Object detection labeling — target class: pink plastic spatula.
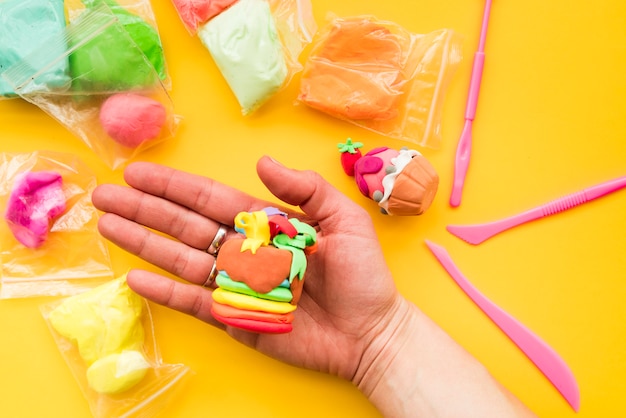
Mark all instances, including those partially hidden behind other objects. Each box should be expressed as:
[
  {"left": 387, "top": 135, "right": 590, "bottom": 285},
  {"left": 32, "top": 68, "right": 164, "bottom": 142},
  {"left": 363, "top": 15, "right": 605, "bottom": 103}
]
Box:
[
  {"left": 448, "top": 175, "right": 626, "bottom": 245},
  {"left": 425, "top": 240, "right": 580, "bottom": 411},
  {"left": 450, "top": 0, "right": 493, "bottom": 207}
]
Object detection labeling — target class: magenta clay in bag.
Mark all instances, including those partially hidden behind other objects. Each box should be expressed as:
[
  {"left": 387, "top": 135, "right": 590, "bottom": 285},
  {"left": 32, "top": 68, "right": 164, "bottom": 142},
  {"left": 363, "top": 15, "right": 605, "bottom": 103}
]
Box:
[
  {"left": 4, "top": 171, "right": 66, "bottom": 248},
  {"left": 0, "top": 151, "right": 114, "bottom": 299}
]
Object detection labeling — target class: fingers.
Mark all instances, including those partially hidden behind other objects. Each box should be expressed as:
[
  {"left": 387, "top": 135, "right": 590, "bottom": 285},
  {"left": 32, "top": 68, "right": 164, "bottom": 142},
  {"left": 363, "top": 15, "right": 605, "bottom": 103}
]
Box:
[
  {"left": 256, "top": 156, "right": 371, "bottom": 233},
  {"left": 122, "top": 162, "right": 288, "bottom": 225},
  {"left": 98, "top": 213, "right": 216, "bottom": 286},
  {"left": 126, "top": 269, "right": 223, "bottom": 327},
  {"left": 93, "top": 183, "right": 227, "bottom": 250}
]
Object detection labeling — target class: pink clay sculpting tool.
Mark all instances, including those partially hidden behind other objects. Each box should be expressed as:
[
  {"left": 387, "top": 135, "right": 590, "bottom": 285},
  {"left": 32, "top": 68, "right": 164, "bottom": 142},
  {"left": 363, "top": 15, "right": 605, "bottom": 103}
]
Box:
[
  {"left": 450, "top": 0, "right": 493, "bottom": 207},
  {"left": 425, "top": 240, "right": 580, "bottom": 411},
  {"left": 448, "top": 175, "right": 626, "bottom": 245}
]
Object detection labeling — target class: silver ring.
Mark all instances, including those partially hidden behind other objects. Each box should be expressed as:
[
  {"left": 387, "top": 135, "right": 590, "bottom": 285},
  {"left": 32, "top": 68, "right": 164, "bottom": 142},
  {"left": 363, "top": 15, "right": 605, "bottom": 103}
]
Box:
[
  {"left": 203, "top": 261, "right": 219, "bottom": 287},
  {"left": 207, "top": 224, "right": 228, "bottom": 256}
]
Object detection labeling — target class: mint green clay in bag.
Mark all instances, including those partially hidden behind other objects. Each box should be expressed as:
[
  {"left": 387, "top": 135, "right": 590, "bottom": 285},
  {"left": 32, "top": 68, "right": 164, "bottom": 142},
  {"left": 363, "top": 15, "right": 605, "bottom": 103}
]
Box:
[
  {"left": 0, "top": 0, "right": 69, "bottom": 98},
  {"left": 198, "top": 0, "right": 288, "bottom": 115}
]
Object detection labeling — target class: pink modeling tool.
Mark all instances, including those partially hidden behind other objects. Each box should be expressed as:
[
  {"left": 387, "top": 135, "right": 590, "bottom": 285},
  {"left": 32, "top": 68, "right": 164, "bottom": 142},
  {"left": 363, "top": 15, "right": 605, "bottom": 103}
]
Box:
[
  {"left": 448, "top": 175, "right": 626, "bottom": 245},
  {"left": 425, "top": 240, "right": 580, "bottom": 411},
  {"left": 450, "top": 0, "right": 493, "bottom": 207}
]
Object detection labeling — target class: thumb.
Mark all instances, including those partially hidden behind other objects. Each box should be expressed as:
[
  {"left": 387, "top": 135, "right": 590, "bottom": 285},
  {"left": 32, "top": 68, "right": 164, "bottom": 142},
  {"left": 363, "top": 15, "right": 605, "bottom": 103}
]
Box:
[{"left": 256, "top": 155, "right": 369, "bottom": 228}]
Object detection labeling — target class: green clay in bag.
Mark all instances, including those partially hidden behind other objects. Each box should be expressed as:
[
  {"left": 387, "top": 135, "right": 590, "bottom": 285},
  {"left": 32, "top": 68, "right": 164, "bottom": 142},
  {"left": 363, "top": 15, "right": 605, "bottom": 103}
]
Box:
[{"left": 69, "top": 0, "right": 166, "bottom": 92}]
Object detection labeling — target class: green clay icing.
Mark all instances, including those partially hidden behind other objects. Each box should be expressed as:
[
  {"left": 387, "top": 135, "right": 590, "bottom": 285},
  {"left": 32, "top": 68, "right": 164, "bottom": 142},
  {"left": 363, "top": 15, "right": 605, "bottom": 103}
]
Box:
[
  {"left": 272, "top": 219, "right": 317, "bottom": 282},
  {"left": 49, "top": 276, "right": 148, "bottom": 393},
  {"left": 216, "top": 273, "right": 293, "bottom": 302},
  {"left": 197, "top": 0, "right": 288, "bottom": 114},
  {"left": 0, "top": 0, "right": 69, "bottom": 97},
  {"left": 69, "top": 2, "right": 164, "bottom": 92}
]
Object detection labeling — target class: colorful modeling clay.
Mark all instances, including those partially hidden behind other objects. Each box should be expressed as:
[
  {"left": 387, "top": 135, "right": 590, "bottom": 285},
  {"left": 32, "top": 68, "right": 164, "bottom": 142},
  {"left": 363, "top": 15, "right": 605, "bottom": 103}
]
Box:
[
  {"left": 0, "top": 0, "right": 69, "bottom": 97},
  {"left": 216, "top": 274, "right": 293, "bottom": 302},
  {"left": 4, "top": 171, "right": 66, "bottom": 248},
  {"left": 211, "top": 300, "right": 295, "bottom": 323},
  {"left": 300, "top": 16, "right": 462, "bottom": 148},
  {"left": 338, "top": 139, "right": 439, "bottom": 216},
  {"left": 99, "top": 93, "right": 167, "bottom": 148},
  {"left": 48, "top": 275, "right": 149, "bottom": 395},
  {"left": 112, "top": 15, "right": 165, "bottom": 81},
  {"left": 211, "top": 208, "right": 317, "bottom": 333},
  {"left": 197, "top": 0, "right": 288, "bottom": 115},
  {"left": 86, "top": 350, "right": 150, "bottom": 394},
  {"left": 68, "top": 1, "right": 164, "bottom": 91},
  {"left": 299, "top": 17, "right": 406, "bottom": 120},
  {"left": 171, "top": 0, "right": 238, "bottom": 33},
  {"left": 84, "top": 0, "right": 167, "bottom": 80}
]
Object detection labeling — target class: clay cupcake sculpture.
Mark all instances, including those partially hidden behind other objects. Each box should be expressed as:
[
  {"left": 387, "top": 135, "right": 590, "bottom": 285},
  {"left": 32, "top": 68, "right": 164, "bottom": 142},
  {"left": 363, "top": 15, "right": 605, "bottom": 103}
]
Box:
[
  {"left": 211, "top": 208, "right": 317, "bottom": 334},
  {"left": 338, "top": 139, "right": 439, "bottom": 215}
]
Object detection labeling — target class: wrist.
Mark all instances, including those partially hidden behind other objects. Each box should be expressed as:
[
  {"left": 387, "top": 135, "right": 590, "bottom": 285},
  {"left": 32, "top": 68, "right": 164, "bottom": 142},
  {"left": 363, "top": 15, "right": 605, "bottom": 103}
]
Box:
[
  {"left": 352, "top": 296, "right": 424, "bottom": 416},
  {"left": 352, "top": 296, "right": 535, "bottom": 417}
]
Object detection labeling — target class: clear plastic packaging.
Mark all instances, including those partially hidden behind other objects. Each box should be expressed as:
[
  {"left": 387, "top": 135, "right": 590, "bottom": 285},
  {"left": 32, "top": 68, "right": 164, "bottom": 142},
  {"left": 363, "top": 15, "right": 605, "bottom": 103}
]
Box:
[
  {"left": 0, "top": 151, "right": 114, "bottom": 299},
  {"left": 298, "top": 15, "right": 463, "bottom": 149},
  {"left": 0, "top": 0, "right": 69, "bottom": 99},
  {"left": 188, "top": 0, "right": 316, "bottom": 115},
  {"left": 65, "top": 0, "right": 172, "bottom": 90},
  {"left": 268, "top": 0, "right": 318, "bottom": 77},
  {"left": 2, "top": 3, "right": 180, "bottom": 170},
  {"left": 170, "top": 0, "right": 238, "bottom": 34},
  {"left": 41, "top": 275, "right": 193, "bottom": 418}
]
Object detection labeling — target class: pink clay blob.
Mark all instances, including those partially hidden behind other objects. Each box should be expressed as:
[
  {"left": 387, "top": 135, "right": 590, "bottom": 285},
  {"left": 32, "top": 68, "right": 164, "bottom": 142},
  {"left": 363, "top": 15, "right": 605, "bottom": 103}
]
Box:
[
  {"left": 100, "top": 93, "right": 167, "bottom": 149},
  {"left": 4, "top": 171, "right": 66, "bottom": 248}
]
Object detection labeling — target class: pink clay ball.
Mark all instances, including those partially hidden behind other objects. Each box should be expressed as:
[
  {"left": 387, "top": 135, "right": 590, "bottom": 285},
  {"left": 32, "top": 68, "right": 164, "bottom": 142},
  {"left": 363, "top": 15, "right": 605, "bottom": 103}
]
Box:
[{"left": 100, "top": 93, "right": 167, "bottom": 149}]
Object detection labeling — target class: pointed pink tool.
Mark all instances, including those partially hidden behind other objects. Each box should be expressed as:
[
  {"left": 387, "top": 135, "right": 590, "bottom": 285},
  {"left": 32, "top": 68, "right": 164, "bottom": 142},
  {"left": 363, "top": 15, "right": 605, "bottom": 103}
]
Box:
[
  {"left": 448, "top": 175, "right": 626, "bottom": 245},
  {"left": 425, "top": 240, "right": 580, "bottom": 411},
  {"left": 450, "top": 0, "right": 493, "bottom": 207}
]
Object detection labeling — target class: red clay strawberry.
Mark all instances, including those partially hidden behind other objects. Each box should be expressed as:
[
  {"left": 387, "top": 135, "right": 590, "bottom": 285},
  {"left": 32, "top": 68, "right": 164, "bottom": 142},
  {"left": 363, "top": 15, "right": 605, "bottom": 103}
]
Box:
[{"left": 337, "top": 138, "right": 363, "bottom": 176}]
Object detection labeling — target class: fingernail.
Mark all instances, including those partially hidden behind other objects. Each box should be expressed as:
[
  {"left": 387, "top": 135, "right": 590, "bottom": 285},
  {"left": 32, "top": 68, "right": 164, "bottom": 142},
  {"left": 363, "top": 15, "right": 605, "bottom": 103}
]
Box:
[{"left": 267, "top": 156, "right": 284, "bottom": 167}]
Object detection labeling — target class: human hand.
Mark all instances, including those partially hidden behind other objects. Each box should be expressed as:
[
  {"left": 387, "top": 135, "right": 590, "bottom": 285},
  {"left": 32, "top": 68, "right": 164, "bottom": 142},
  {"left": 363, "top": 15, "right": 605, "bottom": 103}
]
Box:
[{"left": 92, "top": 156, "right": 409, "bottom": 381}]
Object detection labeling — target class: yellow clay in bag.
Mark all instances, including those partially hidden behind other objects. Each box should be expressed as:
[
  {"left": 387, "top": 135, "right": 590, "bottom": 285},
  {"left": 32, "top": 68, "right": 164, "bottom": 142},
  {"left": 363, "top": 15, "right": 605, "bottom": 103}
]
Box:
[
  {"left": 86, "top": 351, "right": 150, "bottom": 395},
  {"left": 48, "top": 274, "right": 149, "bottom": 393}
]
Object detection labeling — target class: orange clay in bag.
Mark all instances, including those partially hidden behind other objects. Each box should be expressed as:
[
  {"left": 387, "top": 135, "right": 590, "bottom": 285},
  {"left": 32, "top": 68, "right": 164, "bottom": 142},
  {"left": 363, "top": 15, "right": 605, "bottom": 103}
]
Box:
[
  {"left": 299, "top": 16, "right": 462, "bottom": 148},
  {"left": 299, "top": 18, "right": 407, "bottom": 121}
]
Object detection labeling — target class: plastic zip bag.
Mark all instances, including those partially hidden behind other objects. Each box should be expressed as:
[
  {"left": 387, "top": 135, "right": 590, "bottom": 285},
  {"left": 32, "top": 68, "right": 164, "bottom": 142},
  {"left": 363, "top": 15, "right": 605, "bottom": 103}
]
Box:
[
  {"left": 0, "top": 151, "right": 113, "bottom": 299},
  {"left": 186, "top": 0, "right": 316, "bottom": 115},
  {"left": 65, "top": 0, "right": 171, "bottom": 91},
  {"left": 298, "top": 15, "right": 463, "bottom": 149},
  {"left": 2, "top": 3, "right": 180, "bottom": 170},
  {"left": 41, "top": 274, "right": 193, "bottom": 418},
  {"left": 269, "top": 0, "right": 317, "bottom": 78},
  {"left": 170, "top": 0, "right": 239, "bottom": 34},
  {"left": 0, "top": 0, "right": 70, "bottom": 99}
]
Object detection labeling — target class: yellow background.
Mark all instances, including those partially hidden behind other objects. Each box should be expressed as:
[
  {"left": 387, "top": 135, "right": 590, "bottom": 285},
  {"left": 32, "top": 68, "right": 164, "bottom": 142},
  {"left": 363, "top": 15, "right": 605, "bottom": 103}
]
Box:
[{"left": 1, "top": 0, "right": 625, "bottom": 416}]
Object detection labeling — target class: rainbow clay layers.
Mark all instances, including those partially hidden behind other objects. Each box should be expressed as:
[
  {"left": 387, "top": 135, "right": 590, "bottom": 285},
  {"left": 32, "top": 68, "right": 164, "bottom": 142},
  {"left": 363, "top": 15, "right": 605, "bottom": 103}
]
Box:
[{"left": 211, "top": 208, "right": 317, "bottom": 333}]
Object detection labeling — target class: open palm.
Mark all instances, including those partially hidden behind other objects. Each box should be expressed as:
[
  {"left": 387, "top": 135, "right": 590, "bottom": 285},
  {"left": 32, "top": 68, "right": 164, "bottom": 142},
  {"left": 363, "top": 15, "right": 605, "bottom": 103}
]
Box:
[{"left": 92, "top": 156, "right": 406, "bottom": 381}]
